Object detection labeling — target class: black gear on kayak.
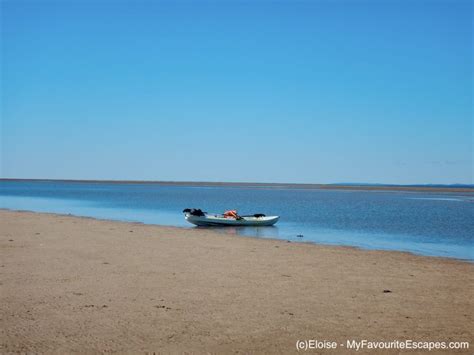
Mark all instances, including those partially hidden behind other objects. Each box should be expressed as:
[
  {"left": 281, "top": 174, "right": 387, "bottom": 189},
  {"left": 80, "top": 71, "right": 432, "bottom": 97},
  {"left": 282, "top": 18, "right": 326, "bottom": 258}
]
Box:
[{"left": 182, "top": 208, "right": 206, "bottom": 216}]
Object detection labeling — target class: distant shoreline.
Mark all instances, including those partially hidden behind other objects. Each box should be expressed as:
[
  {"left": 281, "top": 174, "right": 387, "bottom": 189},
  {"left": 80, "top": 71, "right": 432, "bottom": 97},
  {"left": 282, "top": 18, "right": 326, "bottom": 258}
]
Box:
[{"left": 1, "top": 178, "right": 473, "bottom": 193}]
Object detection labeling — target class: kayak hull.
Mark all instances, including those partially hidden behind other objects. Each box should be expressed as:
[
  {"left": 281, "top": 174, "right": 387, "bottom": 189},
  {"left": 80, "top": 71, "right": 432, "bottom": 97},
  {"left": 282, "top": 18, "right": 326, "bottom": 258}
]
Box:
[{"left": 185, "top": 214, "right": 279, "bottom": 227}]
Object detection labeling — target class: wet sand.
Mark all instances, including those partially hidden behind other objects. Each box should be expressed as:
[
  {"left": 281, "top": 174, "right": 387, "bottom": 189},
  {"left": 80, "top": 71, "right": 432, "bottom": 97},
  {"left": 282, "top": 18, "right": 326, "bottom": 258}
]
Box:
[{"left": 1, "top": 210, "right": 472, "bottom": 353}]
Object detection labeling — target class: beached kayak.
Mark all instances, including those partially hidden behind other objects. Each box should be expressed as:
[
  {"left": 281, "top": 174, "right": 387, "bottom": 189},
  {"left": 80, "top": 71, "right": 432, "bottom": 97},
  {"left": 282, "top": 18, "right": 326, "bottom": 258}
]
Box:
[{"left": 183, "top": 209, "right": 279, "bottom": 227}]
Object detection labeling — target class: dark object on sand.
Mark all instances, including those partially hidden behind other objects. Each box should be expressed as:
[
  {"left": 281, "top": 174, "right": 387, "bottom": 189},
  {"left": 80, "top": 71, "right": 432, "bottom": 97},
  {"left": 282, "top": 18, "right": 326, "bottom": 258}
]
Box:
[{"left": 383, "top": 289, "right": 392, "bottom": 293}]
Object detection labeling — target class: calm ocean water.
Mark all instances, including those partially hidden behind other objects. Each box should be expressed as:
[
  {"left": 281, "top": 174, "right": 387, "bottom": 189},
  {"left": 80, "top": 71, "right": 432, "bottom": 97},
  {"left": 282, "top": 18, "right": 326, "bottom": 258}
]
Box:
[{"left": 1, "top": 180, "right": 473, "bottom": 260}]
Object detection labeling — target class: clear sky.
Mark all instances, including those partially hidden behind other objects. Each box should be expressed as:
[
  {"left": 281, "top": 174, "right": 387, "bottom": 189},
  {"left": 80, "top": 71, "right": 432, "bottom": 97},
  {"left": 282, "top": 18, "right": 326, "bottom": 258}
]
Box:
[{"left": 1, "top": 0, "right": 472, "bottom": 184}]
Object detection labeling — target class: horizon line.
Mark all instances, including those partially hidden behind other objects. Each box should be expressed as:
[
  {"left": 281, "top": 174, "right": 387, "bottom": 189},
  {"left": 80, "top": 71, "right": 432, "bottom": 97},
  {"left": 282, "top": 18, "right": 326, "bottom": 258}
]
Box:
[{"left": 1, "top": 178, "right": 473, "bottom": 192}]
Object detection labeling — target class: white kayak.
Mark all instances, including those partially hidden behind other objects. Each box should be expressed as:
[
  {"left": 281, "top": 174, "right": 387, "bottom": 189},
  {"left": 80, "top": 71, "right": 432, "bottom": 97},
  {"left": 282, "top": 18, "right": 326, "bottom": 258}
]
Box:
[{"left": 185, "top": 213, "right": 279, "bottom": 227}]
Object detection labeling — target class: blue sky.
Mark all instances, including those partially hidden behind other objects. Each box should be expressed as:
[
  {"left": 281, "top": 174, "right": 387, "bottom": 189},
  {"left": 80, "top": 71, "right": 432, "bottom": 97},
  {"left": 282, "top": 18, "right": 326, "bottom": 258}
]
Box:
[{"left": 1, "top": 0, "right": 472, "bottom": 184}]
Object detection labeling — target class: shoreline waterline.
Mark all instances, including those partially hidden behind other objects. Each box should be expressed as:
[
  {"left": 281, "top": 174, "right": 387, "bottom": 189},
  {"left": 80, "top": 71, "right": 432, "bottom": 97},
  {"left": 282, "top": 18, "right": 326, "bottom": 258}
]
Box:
[
  {"left": 1, "top": 208, "right": 472, "bottom": 263},
  {"left": 1, "top": 180, "right": 472, "bottom": 261}
]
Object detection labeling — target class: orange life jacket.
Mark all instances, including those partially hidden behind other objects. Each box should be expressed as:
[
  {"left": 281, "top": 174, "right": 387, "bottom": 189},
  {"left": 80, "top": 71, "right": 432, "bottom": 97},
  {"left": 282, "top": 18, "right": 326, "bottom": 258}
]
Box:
[{"left": 223, "top": 210, "right": 238, "bottom": 218}]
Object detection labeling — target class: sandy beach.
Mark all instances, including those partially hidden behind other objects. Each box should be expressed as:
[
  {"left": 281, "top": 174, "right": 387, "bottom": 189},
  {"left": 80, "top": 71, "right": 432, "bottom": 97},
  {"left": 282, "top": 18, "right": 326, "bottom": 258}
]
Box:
[{"left": 1, "top": 210, "right": 472, "bottom": 353}]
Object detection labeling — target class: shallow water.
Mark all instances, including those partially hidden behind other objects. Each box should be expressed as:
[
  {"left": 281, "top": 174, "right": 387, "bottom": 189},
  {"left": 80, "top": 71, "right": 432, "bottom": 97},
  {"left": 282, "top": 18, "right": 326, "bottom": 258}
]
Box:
[{"left": 1, "top": 180, "right": 473, "bottom": 260}]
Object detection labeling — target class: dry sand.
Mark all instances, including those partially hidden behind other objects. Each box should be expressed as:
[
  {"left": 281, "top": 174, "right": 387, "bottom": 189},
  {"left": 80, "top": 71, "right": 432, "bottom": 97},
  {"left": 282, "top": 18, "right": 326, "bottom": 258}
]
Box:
[{"left": 1, "top": 210, "right": 472, "bottom": 354}]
